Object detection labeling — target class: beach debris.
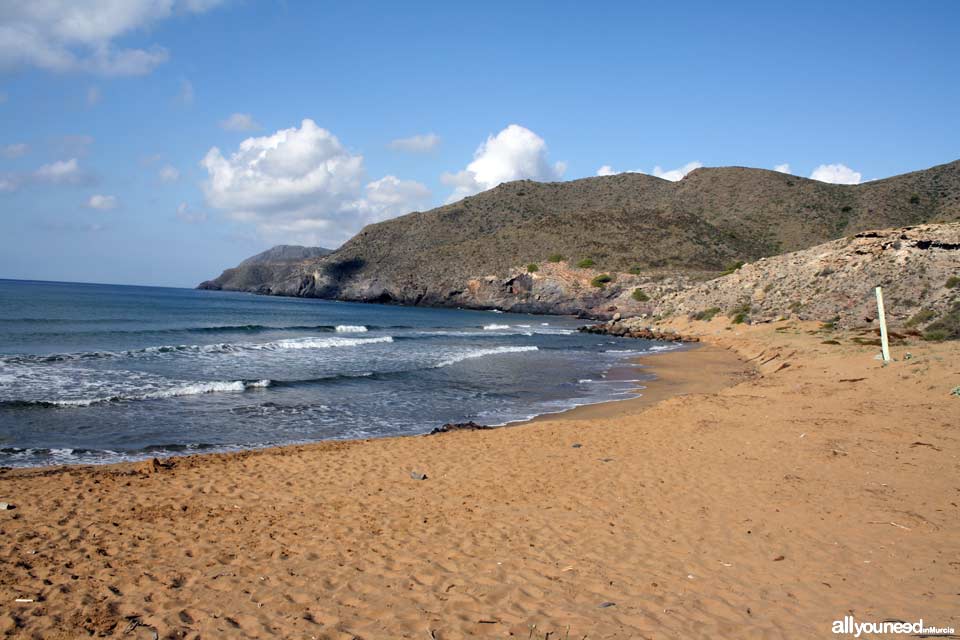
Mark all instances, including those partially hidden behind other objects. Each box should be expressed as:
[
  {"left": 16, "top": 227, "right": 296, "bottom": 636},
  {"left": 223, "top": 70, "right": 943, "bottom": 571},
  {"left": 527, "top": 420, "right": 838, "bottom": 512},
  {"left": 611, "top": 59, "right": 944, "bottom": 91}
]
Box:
[
  {"left": 571, "top": 443, "right": 582, "bottom": 448},
  {"left": 0, "top": 502, "right": 14, "bottom": 510},
  {"left": 951, "top": 386, "right": 960, "bottom": 397},
  {"left": 429, "top": 421, "right": 492, "bottom": 435},
  {"left": 410, "top": 471, "right": 428, "bottom": 481},
  {"left": 773, "top": 555, "right": 785, "bottom": 561},
  {"left": 904, "top": 352, "right": 913, "bottom": 360},
  {"left": 598, "top": 601, "right": 616, "bottom": 608},
  {"left": 910, "top": 441, "right": 942, "bottom": 451},
  {"left": 123, "top": 615, "right": 159, "bottom": 639},
  {"left": 868, "top": 521, "right": 911, "bottom": 530},
  {"left": 151, "top": 457, "right": 175, "bottom": 472},
  {"left": 14, "top": 598, "right": 33, "bottom": 603}
]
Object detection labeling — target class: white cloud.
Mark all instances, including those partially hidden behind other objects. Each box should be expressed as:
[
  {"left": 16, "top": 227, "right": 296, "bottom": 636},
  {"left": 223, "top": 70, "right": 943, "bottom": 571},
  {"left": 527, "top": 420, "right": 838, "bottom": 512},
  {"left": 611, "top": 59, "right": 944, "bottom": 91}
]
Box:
[
  {"left": 596, "top": 165, "right": 617, "bottom": 176},
  {"left": 388, "top": 133, "right": 440, "bottom": 153},
  {"left": 201, "top": 119, "right": 432, "bottom": 246},
  {"left": 442, "top": 124, "right": 565, "bottom": 203},
  {"left": 809, "top": 163, "right": 862, "bottom": 185},
  {"left": 219, "top": 112, "right": 260, "bottom": 132},
  {"left": 0, "top": 1, "right": 227, "bottom": 76},
  {"left": 774, "top": 163, "right": 791, "bottom": 174},
  {"left": 34, "top": 158, "right": 82, "bottom": 184},
  {"left": 2, "top": 143, "right": 29, "bottom": 159},
  {"left": 0, "top": 174, "right": 19, "bottom": 192},
  {"left": 176, "top": 202, "right": 207, "bottom": 223},
  {"left": 86, "top": 85, "right": 100, "bottom": 106},
  {"left": 159, "top": 164, "right": 180, "bottom": 182},
  {"left": 652, "top": 161, "right": 702, "bottom": 182},
  {"left": 86, "top": 194, "right": 117, "bottom": 210},
  {"left": 176, "top": 79, "right": 194, "bottom": 105},
  {"left": 360, "top": 175, "right": 432, "bottom": 217}
]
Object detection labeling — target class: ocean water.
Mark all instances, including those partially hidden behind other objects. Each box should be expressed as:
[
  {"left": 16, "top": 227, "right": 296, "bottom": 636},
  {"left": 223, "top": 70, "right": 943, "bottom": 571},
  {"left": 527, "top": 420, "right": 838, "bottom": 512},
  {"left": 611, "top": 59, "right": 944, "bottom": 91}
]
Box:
[{"left": 0, "top": 279, "right": 674, "bottom": 467}]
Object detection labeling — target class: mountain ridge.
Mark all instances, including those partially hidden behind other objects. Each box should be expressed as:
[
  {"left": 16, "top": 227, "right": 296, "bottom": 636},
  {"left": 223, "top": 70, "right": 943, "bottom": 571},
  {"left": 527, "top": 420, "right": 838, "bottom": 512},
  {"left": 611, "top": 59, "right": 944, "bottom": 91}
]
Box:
[{"left": 198, "top": 159, "right": 960, "bottom": 318}]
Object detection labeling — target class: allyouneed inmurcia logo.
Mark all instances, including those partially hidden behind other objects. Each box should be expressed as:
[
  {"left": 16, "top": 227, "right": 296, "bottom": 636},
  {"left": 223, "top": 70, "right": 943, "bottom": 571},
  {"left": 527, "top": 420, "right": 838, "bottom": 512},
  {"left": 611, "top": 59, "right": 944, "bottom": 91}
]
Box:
[{"left": 832, "top": 616, "right": 955, "bottom": 637}]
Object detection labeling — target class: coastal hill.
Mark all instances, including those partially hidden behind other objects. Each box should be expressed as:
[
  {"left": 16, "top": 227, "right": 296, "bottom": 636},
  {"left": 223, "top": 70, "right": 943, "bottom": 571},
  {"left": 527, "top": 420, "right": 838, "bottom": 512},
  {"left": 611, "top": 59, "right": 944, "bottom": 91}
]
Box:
[
  {"left": 198, "top": 159, "right": 960, "bottom": 316},
  {"left": 199, "top": 245, "right": 331, "bottom": 294},
  {"left": 652, "top": 222, "right": 960, "bottom": 337}
]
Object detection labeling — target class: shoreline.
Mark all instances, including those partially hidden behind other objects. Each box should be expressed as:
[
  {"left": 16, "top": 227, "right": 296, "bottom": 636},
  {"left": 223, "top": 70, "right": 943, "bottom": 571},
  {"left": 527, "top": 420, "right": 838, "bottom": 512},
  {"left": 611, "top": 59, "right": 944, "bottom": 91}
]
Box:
[
  {"left": 1, "top": 320, "right": 957, "bottom": 638},
  {"left": 0, "top": 339, "right": 715, "bottom": 473}
]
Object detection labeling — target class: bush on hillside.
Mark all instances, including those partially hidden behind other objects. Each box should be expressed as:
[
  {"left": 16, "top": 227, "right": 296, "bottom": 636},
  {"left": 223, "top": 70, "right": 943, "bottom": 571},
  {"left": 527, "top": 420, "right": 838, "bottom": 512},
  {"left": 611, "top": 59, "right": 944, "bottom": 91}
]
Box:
[
  {"left": 591, "top": 273, "right": 614, "bottom": 288},
  {"left": 577, "top": 258, "right": 596, "bottom": 269}
]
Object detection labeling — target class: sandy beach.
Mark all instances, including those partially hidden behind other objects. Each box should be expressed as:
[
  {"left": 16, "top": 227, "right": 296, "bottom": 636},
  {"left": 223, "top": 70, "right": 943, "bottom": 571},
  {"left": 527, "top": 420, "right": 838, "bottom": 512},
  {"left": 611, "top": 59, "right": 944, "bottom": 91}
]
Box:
[{"left": 1, "top": 319, "right": 958, "bottom": 639}]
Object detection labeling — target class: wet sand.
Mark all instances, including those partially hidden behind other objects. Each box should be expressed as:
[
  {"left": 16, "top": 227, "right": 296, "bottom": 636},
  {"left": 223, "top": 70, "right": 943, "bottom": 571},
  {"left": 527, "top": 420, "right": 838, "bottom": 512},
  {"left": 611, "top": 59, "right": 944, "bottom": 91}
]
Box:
[{"left": 1, "top": 320, "right": 958, "bottom": 639}]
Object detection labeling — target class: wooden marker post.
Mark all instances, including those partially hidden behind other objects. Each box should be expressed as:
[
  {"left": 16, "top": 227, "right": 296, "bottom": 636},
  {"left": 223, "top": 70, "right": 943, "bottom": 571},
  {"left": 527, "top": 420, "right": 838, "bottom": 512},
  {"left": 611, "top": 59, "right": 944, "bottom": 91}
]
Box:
[{"left": 875, "top": 286, "right": 891, "bottom": 363}]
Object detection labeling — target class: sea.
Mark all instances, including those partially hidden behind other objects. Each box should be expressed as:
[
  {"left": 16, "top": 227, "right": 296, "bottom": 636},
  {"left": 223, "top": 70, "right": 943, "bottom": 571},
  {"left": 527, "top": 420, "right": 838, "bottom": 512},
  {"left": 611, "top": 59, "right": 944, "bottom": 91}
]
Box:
[{"left": 0, "top": 279, "right": 675, "bottom": 467}]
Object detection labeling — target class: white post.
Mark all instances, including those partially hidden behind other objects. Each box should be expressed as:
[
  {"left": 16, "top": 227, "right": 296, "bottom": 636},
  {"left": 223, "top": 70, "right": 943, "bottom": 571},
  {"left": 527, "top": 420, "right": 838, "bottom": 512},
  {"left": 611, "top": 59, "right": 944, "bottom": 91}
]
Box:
[{"left": 875, "top": 286, "right": 891, "bottom": 363}]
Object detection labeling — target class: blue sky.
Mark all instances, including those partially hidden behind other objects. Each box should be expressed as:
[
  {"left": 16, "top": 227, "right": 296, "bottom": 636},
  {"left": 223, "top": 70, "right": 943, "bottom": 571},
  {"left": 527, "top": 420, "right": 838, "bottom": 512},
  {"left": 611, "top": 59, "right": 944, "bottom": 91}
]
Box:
[{"left": 0, "top": 1, "right": 958, "bottom": 287}]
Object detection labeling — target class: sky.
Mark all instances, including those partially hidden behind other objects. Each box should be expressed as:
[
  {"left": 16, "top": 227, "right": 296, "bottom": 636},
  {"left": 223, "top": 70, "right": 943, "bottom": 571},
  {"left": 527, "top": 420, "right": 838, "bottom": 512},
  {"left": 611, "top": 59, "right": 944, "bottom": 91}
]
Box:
[{"left": 0, "top": 1, "right": 958, "bottom": 287}]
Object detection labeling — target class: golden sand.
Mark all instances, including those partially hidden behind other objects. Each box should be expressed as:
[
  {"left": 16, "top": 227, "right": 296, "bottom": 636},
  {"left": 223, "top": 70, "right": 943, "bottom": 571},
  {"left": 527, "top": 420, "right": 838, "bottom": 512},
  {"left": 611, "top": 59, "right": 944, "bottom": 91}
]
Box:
[{"left": 1, "top": 319, "right": 957, "bottom": 639}]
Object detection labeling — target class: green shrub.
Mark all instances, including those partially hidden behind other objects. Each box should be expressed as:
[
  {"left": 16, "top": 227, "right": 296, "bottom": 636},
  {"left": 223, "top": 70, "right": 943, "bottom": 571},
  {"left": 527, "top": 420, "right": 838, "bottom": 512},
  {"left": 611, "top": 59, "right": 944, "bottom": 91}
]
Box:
[
  {"left": 693, "top": 307, "right": 721, "bottom": 321},
  {"left": 905, "top": 309, "right": 936, "bottom": 328},
  {"left": 576, "top": 258, "right": 595, "bottom": 269},
  {"left": 590, "top": 273, "right": 613, "bottom": 288},
  {"left": 720, "top": 261, "right": 745, "bottom": 276},
  {"left": 631, "top": 288, "right": 649, "bottom": 302},
  {"left": 731, "top": 312, "right": 748, "bottom": 324},
  {"left": 909, "top": 194, "right": 920, "bottom": 205},
  {"left": 922, "top": 303, "right": 960, "bottom": 340},
  {"left": 547, "top": 254, "right": 563, "bottom": 263},
  {"left": 946, "top": 275, "right": 960, "bottom": 289},
  {"left": 628, "top": 266, "right": 643, "bottom": 275},
  {"left": 526, "top": 263, "right": 539, "bottom": 273}
]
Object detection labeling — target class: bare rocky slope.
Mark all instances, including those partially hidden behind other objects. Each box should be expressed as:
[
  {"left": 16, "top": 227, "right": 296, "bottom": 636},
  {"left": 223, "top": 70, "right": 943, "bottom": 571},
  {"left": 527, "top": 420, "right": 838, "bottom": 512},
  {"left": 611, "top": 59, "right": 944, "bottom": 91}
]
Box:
[
  {"left": 646, "top": 223, "right": 960, "bottom": 337},
  {"left": 198, "top": 159, "right": 960, "bottom": 318}
]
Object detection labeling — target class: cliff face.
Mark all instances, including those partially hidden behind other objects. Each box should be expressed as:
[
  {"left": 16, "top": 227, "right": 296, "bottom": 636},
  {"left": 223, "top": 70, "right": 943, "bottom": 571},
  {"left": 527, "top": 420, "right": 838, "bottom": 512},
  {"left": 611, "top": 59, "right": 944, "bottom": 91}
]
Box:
[
  {"left": 197, "top": 159, "right": 960, "bottom": 318},
  {"left": 198, "top": 245, "right": 331, "bottom": 294}
]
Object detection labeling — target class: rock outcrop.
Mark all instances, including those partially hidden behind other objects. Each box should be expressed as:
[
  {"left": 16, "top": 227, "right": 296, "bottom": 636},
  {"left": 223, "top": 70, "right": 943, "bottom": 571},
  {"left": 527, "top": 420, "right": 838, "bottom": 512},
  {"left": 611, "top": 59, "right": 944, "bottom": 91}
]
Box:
[{"left": 652, "top": 223, "right": 960, "bottom": 335}]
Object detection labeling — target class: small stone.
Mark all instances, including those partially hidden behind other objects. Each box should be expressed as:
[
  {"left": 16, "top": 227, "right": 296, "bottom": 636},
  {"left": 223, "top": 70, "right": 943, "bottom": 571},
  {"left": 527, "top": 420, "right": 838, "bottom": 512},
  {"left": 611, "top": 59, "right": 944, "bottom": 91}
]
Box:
[
  {"left": 612, "top": 312, "right": 621, "bottom": 321},
  {"left": 773, "top": 555, "right": 785, "bottom": 561},
  {"left": 410, "top": 471, "right": 427, "bottom": 481},
  {"left": 571, "top": 443, "right": 582, "bottom": 449},
  {"left": 0, "top": 503, "right": 13, "bottom": 510},
  {"left": 598, "top": 601, "right": 616, "bottom": 608}
]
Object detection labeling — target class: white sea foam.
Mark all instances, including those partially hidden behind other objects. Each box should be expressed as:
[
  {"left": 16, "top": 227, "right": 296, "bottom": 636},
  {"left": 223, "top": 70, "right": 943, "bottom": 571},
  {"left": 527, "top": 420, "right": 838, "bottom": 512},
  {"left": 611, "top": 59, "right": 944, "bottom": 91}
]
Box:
[
  {"left": 44, "top": 379, "right": 273, "bottom": 407},
  {"left": 335, "top": 325, "right": 368, "bottom": 332},
  {"left": 435, "top": 345, "right": 538, "bottom": 368},
  {"left": 258, "top": 336, "right": 391, "bottom": 350},
  {"left": 483, "top": 323, "right": 511, "bottom": 330}
]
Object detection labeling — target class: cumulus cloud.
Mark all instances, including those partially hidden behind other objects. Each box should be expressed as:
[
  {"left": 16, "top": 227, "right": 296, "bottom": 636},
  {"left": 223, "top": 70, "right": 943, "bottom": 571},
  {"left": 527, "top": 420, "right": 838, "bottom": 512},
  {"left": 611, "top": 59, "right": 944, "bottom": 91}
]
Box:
[
  {"left": 442, "top": 124, "right": 565, "bottom": 203},
  {"left": 159, "top": 164, "right": 180, "bottom": 182},
  {"left": 2, "top": 143, "right": 28, "bottom": 158},
  {"left": 86, "top": 194, "right": 117, "bottom": 210},
  {"left": 35, "top": 158, "right": 83, "bottom": 184},
  {"left": 652, "top": 161, "right": 703, "bottom": 181},
  {"left": 220, "top": 112, "right": 260, "bottom": 132},
  {"left": 809, "top": 163, "right": 862, "bottom": 185},
  {"left": 388, "top": 133, "right": 440, "bottom": 153},
  {"left": 0, "top": 1, "right": 226, "bottom": 76},
  {"left": 596, "top": 165, "right": 617, "bottom": 176},
  {"left": 774, "top": 163, "right": 791, "bottom": 174},
  {"left": 201, "top": 119, "right": 432, "bottom": 246},
  {"left": 176, "top": 202, "right": 207, "bottom": 223}
]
